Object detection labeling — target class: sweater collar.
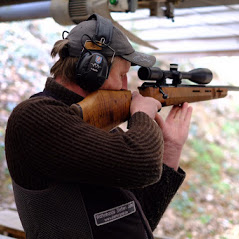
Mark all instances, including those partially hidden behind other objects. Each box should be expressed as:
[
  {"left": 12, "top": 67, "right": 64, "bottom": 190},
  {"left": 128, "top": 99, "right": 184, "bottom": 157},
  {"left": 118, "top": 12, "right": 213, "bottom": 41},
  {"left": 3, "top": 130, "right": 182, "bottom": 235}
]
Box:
[{"left": 44, "top": 77, "right": 84, "bottom": 106}]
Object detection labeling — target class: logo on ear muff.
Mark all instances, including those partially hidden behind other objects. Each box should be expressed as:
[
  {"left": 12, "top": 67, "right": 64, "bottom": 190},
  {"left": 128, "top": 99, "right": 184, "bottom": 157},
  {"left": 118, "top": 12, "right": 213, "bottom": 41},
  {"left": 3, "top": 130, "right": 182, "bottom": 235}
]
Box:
[
  {"left": 95, "top": 55, "right": 103, "bottom": 64},
  {"left": 90, "top": 55, "right": 103, "bottom": 73}
]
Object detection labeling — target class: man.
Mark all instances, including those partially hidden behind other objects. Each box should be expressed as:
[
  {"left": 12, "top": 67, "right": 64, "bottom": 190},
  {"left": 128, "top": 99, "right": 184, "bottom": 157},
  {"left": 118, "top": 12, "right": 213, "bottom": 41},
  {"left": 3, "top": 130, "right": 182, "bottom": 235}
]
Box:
[{"left": 5, "top": 14, "right": 192, "bottom": 239}]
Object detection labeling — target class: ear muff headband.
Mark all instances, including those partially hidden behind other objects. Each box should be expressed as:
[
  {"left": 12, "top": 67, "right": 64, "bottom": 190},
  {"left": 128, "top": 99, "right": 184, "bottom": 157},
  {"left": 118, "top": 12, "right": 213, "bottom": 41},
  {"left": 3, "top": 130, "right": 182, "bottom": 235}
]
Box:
[{"left": 88, "top": 14, "right": 113, "bottom": 45}]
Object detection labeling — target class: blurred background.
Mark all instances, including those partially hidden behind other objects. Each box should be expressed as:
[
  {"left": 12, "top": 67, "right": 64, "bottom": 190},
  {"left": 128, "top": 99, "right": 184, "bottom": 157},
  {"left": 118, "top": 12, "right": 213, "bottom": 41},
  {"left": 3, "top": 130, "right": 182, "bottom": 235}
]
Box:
[{"left": 0, "top": 1, "right": 239, "bottom": 238}]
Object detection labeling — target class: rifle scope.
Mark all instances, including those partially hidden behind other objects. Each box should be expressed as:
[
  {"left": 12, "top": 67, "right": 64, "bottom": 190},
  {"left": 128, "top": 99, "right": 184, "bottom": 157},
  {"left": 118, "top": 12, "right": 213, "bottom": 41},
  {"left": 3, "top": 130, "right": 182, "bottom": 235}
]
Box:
[{"left": 138, "top": 64, "right": 213, "bottom": 85}]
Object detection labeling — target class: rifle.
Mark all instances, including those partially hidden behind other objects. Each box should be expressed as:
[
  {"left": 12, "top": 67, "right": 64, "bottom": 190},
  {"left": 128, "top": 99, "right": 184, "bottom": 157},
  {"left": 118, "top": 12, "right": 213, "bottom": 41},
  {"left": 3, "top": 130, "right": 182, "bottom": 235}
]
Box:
[{"left": 71, "top": 64, "right": 239, "bottom": 131}]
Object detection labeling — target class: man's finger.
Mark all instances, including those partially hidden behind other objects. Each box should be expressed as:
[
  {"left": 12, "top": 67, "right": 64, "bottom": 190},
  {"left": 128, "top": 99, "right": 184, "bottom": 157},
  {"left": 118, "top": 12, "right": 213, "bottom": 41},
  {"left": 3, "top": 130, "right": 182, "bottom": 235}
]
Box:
[
  {"left": 156, "top": 100, "right": 162, "bottom": 111},
  {"left": 167, "top": 105, "right": 180, "bottom": 121},
  {"left": 179, "top": 102, "right": 189, "bottom": 119},
  {"left": 184, "top": 106, "right": 193, "bottom": 123}
]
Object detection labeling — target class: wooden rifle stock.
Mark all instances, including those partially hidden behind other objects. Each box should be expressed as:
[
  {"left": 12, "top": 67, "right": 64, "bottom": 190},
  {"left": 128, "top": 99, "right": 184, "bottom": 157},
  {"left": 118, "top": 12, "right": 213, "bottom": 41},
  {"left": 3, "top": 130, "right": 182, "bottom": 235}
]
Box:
[
  {"left": 71, "top": 85, "right": 239, "bottom": 131},
  {"left": 70, "top": 90, "right": 132, "bottom": 131}
]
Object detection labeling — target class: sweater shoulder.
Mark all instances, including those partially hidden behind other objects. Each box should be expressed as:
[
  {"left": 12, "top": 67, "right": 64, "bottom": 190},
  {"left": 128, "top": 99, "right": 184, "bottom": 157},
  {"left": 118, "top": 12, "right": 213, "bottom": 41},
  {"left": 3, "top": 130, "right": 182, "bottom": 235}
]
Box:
[
  {"left": 8, "top": 96, "right": 70, "bottom": 122},
  {"left": 14, "top": 96, "right": 65, "bottom": 112},
  {"left": 5, "top": 96, "right": 77, "bottom": 140}
]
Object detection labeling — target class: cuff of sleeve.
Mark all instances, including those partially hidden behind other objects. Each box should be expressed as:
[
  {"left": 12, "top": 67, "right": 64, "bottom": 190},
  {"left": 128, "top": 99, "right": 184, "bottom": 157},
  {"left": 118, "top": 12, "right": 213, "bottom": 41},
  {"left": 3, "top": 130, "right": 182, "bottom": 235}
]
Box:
[
  {"left": 164, "top": 164, "right": 186, "bottom": 177},
  {"left": 160, "top": 164, "right": 186, "bottom": 195}
]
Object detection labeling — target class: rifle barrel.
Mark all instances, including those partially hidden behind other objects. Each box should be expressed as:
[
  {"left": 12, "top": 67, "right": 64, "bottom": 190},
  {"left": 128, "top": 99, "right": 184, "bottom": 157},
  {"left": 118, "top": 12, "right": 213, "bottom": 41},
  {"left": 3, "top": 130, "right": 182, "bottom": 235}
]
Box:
[
  {"left": 189, "top": 85, "right": 239, "bottom": 91},
  {"left": 219, "top": 86, "right": 239, "bottom": 91},
  {"left": 140, "top": 82, "right": 239, "bottom": 91},
  {"left": 182, "top": 85, "right": 239, "bottom": 91}
]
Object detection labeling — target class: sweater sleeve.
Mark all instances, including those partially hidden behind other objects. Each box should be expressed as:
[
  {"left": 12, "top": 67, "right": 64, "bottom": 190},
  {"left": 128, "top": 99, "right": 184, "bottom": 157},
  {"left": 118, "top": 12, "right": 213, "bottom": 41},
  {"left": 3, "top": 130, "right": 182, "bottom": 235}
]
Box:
[
  {"left": 131, "top": 164, "right": 186, "bottom": 231},
  {"left": 5, "top": 97, "right": 164, "bottom": 189}
]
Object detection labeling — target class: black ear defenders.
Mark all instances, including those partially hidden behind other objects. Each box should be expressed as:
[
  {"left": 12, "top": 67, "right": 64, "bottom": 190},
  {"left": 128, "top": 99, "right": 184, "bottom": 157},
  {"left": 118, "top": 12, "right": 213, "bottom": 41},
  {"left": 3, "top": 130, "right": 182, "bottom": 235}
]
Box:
[
  {"left": 75, "top": 14, "right": 114, "bottom": 92},
  {"left": 75, "top": 51, "right": 109, "bottom": 91}
]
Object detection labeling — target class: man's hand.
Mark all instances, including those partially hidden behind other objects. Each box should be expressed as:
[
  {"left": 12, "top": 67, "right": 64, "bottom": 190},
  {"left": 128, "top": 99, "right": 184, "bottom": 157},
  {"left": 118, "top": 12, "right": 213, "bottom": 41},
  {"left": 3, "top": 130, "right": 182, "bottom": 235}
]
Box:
[
  {"left": 130, "top": 91, "right": 162, "bottom": 119},
  {"left": 155, "top": 103, "right": 193, "bottom": 171}
]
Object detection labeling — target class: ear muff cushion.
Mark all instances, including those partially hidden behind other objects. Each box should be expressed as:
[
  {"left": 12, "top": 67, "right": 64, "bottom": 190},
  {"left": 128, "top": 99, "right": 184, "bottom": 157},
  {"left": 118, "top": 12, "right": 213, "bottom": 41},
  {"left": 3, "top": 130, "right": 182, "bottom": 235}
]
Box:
[{"left": 76, "top": 52, "right": 109, "bottom": 91}]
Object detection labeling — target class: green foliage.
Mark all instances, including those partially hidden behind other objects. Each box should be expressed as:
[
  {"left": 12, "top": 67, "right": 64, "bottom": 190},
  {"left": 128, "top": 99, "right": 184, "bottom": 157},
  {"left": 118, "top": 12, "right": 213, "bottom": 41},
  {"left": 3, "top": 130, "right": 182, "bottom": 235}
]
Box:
[
  {"left": 199, "top": 214, "right": 212, "bottom": 224},
  {"left": 172, "top": 135, "right": 235, "bottom": 224},
  {"left": 236, "top": 105, "right": 239, "bottom": 113},
  {"left": 225, "top": 165, "right": 239, "bottom": 178},
  {"left": 222, "top": 121, "right": 239, "bottom": 137},
  {"left": 185, "top": 232, "right": 193, "bottom": 238},
  {"left": 189, "top": 139, "right": 224, "bottom": 184},
  {"left": 0, "top": 145, "right": 4, "bottom": 162},
  {"left": 171, "top": 191, "right": 196, "bottom": 218},
  {"left": 213, "top": 181, "right": 231, "bottom": 194}
]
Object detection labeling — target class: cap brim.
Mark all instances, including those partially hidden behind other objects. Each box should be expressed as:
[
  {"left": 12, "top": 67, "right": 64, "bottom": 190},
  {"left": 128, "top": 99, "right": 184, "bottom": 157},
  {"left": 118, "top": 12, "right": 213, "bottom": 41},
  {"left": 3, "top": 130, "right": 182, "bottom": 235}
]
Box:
[{"left": 121, "top": 51, "right": 156, "bottom": 67}]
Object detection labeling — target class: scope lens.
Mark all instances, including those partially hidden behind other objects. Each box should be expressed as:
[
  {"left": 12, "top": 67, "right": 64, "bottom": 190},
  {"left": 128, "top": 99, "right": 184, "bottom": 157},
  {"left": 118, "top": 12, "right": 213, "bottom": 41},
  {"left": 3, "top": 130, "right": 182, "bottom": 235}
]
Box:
[{"left": 138, "top": 67, "right": 150, "bottom": 80}]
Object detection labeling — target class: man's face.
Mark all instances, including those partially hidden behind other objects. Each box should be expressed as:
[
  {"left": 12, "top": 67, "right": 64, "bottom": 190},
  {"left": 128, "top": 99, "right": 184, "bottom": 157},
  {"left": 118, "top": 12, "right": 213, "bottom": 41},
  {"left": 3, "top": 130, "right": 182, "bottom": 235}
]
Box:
[{"left": 100, "top": 57, "right": 131, "bottom": 90}]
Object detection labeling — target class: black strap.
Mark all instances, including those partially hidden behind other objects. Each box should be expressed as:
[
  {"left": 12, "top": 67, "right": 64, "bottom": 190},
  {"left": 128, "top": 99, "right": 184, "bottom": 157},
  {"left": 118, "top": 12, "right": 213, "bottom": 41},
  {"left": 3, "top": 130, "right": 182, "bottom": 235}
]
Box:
[{"left": 87, "top": 14, "right": 113, "bottom": 45}]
